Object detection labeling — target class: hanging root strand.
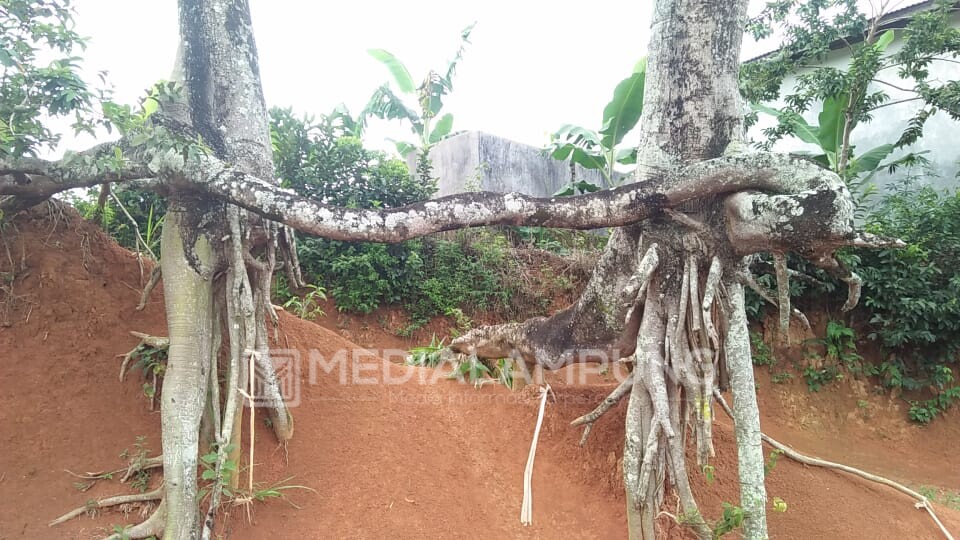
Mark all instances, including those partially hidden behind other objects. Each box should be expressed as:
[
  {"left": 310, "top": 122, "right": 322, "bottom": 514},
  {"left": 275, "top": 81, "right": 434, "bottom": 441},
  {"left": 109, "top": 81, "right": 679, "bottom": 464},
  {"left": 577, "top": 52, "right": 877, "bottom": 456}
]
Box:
[
  {"left": 136, "top": 266, "right": 161, "bottom": 311},
  {"left": 772, "top": 252, "right": 791, "bottom": 346},
  {"left": 571, "top": 372, "right": 634, "bottom": 446},
  {"left": 738, "top": 270, "right": 811, "bottom": 331}
]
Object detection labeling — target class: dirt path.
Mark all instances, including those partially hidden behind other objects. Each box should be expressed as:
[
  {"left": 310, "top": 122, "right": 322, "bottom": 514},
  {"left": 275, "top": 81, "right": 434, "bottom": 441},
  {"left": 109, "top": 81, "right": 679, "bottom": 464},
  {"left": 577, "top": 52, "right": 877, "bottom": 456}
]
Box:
[{"left": 2, "top": 206, "right": 959, "bottom": 539}]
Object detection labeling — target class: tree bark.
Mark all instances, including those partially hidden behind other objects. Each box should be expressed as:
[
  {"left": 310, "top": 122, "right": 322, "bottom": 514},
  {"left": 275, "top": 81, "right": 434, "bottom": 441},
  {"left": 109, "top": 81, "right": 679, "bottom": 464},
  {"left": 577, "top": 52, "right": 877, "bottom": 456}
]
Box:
[{"left": 160, "top": 199, "right": 215, "bottom": 539}]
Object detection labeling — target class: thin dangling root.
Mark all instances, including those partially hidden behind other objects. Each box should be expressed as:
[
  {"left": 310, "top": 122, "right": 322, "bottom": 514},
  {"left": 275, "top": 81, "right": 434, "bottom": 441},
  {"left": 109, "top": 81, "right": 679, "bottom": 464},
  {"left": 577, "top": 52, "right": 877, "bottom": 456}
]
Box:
[
  {"left": 738, "top": 270, "right": 811, "bottom": 331},
  {"left": 49, "top": 486, "right": 163, "bottom": 527},
  {"left": 571, "top": 372, "right": 634, "bottom": 446},
  {"left": 811, "top": 254, "right": 862, "bottom": 312},
  {"left": 713, "top": 391, "right": 954, "bottom": 540},
  {"left": 772, "top": 252, "right": 790, "bottom": 346},
  {"left": 136, "top": 266, "right": 161, "bottom": 311}
]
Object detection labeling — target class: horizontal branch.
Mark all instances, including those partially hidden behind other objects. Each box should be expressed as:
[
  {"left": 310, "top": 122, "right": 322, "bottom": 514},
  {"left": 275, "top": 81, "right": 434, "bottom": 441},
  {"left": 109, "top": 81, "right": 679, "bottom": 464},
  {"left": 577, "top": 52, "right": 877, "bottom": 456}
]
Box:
[{"left": 1, "top": 139, "right": 878, "bottom": 251}]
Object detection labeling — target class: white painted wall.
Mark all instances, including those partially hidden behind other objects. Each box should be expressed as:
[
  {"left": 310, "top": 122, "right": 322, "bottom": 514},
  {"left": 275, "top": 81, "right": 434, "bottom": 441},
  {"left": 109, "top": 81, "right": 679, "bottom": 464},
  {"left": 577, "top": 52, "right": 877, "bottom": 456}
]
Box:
[{"left": 747, "top": 11, "right": 960, "bottom": 193}]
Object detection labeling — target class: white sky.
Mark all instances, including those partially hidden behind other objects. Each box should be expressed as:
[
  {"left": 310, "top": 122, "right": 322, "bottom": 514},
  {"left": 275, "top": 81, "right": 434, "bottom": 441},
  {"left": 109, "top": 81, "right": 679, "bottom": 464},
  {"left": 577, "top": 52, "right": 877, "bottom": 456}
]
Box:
[{"left": 64, "top": 0, "right": 779, "bottom": 155}]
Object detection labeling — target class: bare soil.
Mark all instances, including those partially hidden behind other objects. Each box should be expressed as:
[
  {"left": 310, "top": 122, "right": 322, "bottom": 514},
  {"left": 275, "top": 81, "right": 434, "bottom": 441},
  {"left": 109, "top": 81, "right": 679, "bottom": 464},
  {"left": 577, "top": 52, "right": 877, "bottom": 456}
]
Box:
[{"left": 1, "top": 204, "right": 959, "bottom": 539}]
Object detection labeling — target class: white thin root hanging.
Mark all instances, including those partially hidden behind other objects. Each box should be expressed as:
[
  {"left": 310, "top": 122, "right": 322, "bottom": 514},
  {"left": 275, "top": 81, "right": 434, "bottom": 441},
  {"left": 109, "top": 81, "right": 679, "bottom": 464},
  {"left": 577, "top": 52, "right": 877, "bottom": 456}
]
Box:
[
  {"left": 773, "top": 252, "right": 790, "bottom": 346},
  {"left": 521, "top": 384, "right": 550, "bottom": 526},
  {"left": 738, "top": 270, "right": 811, "bottom": 331},
  {"left": 713, "top": 390, "right": 954, "bottom": 540}
]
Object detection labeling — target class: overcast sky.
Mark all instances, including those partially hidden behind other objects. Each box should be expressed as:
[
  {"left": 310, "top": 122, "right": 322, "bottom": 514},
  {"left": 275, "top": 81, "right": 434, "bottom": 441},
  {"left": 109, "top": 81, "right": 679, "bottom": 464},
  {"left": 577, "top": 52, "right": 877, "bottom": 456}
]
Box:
[{"left": 63, "top": 1, "right": 784, "bottom": 155}]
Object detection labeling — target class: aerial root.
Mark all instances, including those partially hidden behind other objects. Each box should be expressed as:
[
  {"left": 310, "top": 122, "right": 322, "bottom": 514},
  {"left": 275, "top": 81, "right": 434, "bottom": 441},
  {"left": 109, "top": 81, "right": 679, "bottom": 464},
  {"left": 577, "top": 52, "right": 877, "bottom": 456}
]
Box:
[
  {"left": 713, "top": 391, "right": 954, "bottom": 540},
  {"left": 738, "top": 270, "right": 811, "bottom": 331},
  {"left": 49, "top": 486, "right": 163, "bottom": 527},
  {"left": 571, "top": 372, "right": 634, "bottom": 445},
  {"left": 136, "top": 266, "right": 161, "bottom": 311},
  {"left": 772, "top": 252, "right": 790, "bottom": 346}
]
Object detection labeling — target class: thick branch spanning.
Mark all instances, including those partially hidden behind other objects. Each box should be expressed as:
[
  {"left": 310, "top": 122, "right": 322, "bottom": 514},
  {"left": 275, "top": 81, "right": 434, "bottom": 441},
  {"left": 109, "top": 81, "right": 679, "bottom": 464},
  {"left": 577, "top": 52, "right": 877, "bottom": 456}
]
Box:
[{"left": 1, "top": 147, "right": 879, "bottom": 253}]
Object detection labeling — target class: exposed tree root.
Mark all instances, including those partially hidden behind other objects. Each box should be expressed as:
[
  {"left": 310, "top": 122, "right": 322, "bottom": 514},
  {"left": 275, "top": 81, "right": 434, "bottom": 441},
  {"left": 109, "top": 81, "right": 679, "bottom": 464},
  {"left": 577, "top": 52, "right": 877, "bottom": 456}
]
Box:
[
  {"left": 49, "top": 486, "right": 163, "bottom": 527},
  {"left": 102, "top": 498, "right": 166, "bottom": 540},
  {"left": 713, "top": 391, "right": 955, "bottom": 540},
  {"left": 118, "top": 331, "right": 170, "bottom": 382},
  {"left": 121, "top": 454, "right": 164, "bottom": 483},
  {"left": 738, "top": 269, "right": 811, "bottom": 331},
  {"left": 571, "top": 372, "right": 634, "bottom": 446},
  {"left": 136, "top": 266, "right": 161, "bottom": 311}
]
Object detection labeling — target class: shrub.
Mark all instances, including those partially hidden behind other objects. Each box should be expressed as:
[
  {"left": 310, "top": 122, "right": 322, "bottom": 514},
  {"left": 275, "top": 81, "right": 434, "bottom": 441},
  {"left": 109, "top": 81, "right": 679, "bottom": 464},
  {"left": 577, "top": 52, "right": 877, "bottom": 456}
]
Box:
[{"left": 852, "top": 180, "right": 960, "bottom": 419}]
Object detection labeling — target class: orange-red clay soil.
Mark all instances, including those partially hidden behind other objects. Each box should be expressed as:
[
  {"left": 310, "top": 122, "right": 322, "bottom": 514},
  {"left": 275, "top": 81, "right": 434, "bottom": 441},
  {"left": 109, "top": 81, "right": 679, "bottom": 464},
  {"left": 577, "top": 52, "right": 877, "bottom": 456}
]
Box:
[{"left": 1, "top": 205, "right": 958, "bottom": 539}]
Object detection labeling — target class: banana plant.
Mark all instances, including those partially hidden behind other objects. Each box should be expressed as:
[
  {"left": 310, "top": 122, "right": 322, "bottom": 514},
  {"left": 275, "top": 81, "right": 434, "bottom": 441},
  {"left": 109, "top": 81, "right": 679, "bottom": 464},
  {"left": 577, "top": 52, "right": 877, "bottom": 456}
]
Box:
[
  {"left": 545, "top": 58, "right": 646, "bottom": 195},
  {"left": 362, "top": 23, "right": 475, "bottom": 164}
]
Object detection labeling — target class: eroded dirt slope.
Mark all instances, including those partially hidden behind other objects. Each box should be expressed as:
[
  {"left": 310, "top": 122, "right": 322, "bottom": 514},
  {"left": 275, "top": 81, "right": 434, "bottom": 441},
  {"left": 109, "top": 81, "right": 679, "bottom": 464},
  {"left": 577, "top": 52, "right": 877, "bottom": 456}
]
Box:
[{"left": 1, "top": 205, "right": 958, "bottom": 539}]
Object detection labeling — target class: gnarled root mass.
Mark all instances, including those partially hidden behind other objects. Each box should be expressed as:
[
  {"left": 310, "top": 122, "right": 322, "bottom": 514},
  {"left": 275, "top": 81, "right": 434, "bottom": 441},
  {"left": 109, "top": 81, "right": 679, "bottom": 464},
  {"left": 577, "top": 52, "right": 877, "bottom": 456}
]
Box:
[{"left": 447, "top": 167, "right": 896, "bottom": 538}]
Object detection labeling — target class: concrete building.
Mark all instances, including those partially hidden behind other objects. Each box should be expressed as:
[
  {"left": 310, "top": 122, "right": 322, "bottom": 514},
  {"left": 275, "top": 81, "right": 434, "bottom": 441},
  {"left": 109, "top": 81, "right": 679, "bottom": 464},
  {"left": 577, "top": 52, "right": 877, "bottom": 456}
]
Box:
[{"left": 413, "top": 131, "right": 615, "bottom": 199}]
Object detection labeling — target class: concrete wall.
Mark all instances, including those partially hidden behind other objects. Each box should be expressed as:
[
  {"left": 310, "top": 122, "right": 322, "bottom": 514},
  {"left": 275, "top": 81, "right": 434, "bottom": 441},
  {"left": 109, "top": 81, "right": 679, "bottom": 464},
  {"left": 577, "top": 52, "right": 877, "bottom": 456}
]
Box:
[
  {"left": 748, "top": 10, "right": 960, "bottom": 193},
  {"left": 413, "top": 131, "right": 616, "bottom": 198}
]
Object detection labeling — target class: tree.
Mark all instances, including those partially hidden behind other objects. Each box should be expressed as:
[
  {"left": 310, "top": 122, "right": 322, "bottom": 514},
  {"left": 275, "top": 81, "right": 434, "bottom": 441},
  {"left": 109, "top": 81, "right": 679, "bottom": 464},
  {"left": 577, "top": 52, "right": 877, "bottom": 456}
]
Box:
[
  {"left": 742, "top": 0, "right": 960, "bottom": 187},
  {"left": 0, "top": 0, "right": 893, "bottom": 538}
]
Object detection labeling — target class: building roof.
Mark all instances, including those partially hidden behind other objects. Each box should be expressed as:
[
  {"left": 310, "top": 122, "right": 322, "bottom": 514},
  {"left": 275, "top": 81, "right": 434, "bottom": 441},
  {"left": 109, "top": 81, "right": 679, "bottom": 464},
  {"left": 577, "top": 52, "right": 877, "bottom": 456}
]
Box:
[{"left": 743, "top": 0, "right": 955, "bottom": 63}]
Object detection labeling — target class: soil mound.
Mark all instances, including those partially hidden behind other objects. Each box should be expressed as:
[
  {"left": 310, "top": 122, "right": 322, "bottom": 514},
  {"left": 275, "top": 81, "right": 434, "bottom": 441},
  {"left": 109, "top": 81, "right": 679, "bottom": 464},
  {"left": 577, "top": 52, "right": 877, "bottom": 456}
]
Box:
[{"left": 1, "top": 204, "right": 957, "bottom": 539}]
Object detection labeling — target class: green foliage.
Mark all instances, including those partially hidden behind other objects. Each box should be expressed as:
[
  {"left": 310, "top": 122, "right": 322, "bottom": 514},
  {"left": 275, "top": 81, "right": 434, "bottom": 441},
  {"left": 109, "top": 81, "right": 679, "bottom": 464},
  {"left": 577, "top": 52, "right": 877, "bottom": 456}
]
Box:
[
  {"left": 363, "top": 23, "right": 474, "bottom": 182},
  {"left": 712, "top": 503, "right": 745, "bottom": 539},
  {"left": 448, "top": 355, "right": 491, "bottom": 388},
  {"left": 764, "top": 449, "right": 783, "bottom": 477},
  {"left": 69, "top": 187, "right": 166, "bottom": 255},
  {"left": 750, "top": 332, "right": 776, "bottom": 367},
  {"left": 406, "top": 335, "right": 447, "bottom": 368},
  {"left": 0, "top": 0, "right": 100, "bottom": 157},
  {"left": 128, "top": 343, "right": 167, "bottom": 403},
  {"left": 853, "top": 181, "right": 960, "bottom": 421},
  {"left": 702, "top": 464, "right": 716, "bottom": 484},
  {"left": 272, "top": 108, "right": 516, "bottom": 328},
  {"left": 281, "top": 284, "right": 327, "bottom": 320},
  {"left": 802, "top": 364, "right": 840, "bottom": 392},
  {"left": 742, "top": 0, "right": 959, "bottom": 191},
  {"left": 199, "top": 444, "right": 237, "bottom": 495},
  {"left": 121, "top": 435, "right": 153, "bottom": 494},
  {"left": 545, "top": 59, "right": 646, "bottom": 193},
  {"left": 271, "top": 107, "right": 431, "bottom": 208}
]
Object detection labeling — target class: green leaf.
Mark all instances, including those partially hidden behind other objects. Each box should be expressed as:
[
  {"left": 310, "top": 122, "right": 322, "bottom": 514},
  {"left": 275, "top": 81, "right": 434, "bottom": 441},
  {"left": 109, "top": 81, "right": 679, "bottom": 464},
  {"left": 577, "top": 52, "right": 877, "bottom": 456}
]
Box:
[
  {"left": 599, "top": 59, "right": 646, "bottom": 149},
  {"left": 368, "top": 49, "right": 415, "bottom": 94},
  {"left": 386, "top": 138, "right": 416, "bottom": 157},
  {"left": 849, "top": 143, "right": 895, "bottom": 174},
  {"left": 570, "top": 147, "right": 605, "bottom": 170},
  {"left": 874, "top": 29, "right": 895, "bottom": 52},
  {"left": 614, "top": 146, "right": 637, "bottom": 165},
  {"left": 428, "top": 113, "right": 454, "bottom": 144},
  {"left": 752, "top": 103, "right": 821, "bottom": 146},
  {"left": 817, "top": 94, "right": 847, "bottom": 154}
]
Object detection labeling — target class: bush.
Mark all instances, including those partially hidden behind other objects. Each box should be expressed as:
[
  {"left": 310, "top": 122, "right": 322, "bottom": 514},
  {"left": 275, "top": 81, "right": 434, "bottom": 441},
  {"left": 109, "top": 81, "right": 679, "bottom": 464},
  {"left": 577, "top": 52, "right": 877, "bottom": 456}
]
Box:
[
  {"left": 272, "top": 108, "right": 522, "bottom": 329},
  {"left": 853, "top": 181, "right": 960, "bottom": 392}
]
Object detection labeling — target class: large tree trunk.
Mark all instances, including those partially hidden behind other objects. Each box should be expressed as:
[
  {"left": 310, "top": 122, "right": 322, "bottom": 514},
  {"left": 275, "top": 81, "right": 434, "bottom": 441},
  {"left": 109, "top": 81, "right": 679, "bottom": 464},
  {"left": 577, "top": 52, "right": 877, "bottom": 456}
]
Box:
[
  {"left": 453, "top": 1, "right": 765, "bottom": 538},
  {"left": 160, "top": 199, "right": 215, "bottom": 538}
]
